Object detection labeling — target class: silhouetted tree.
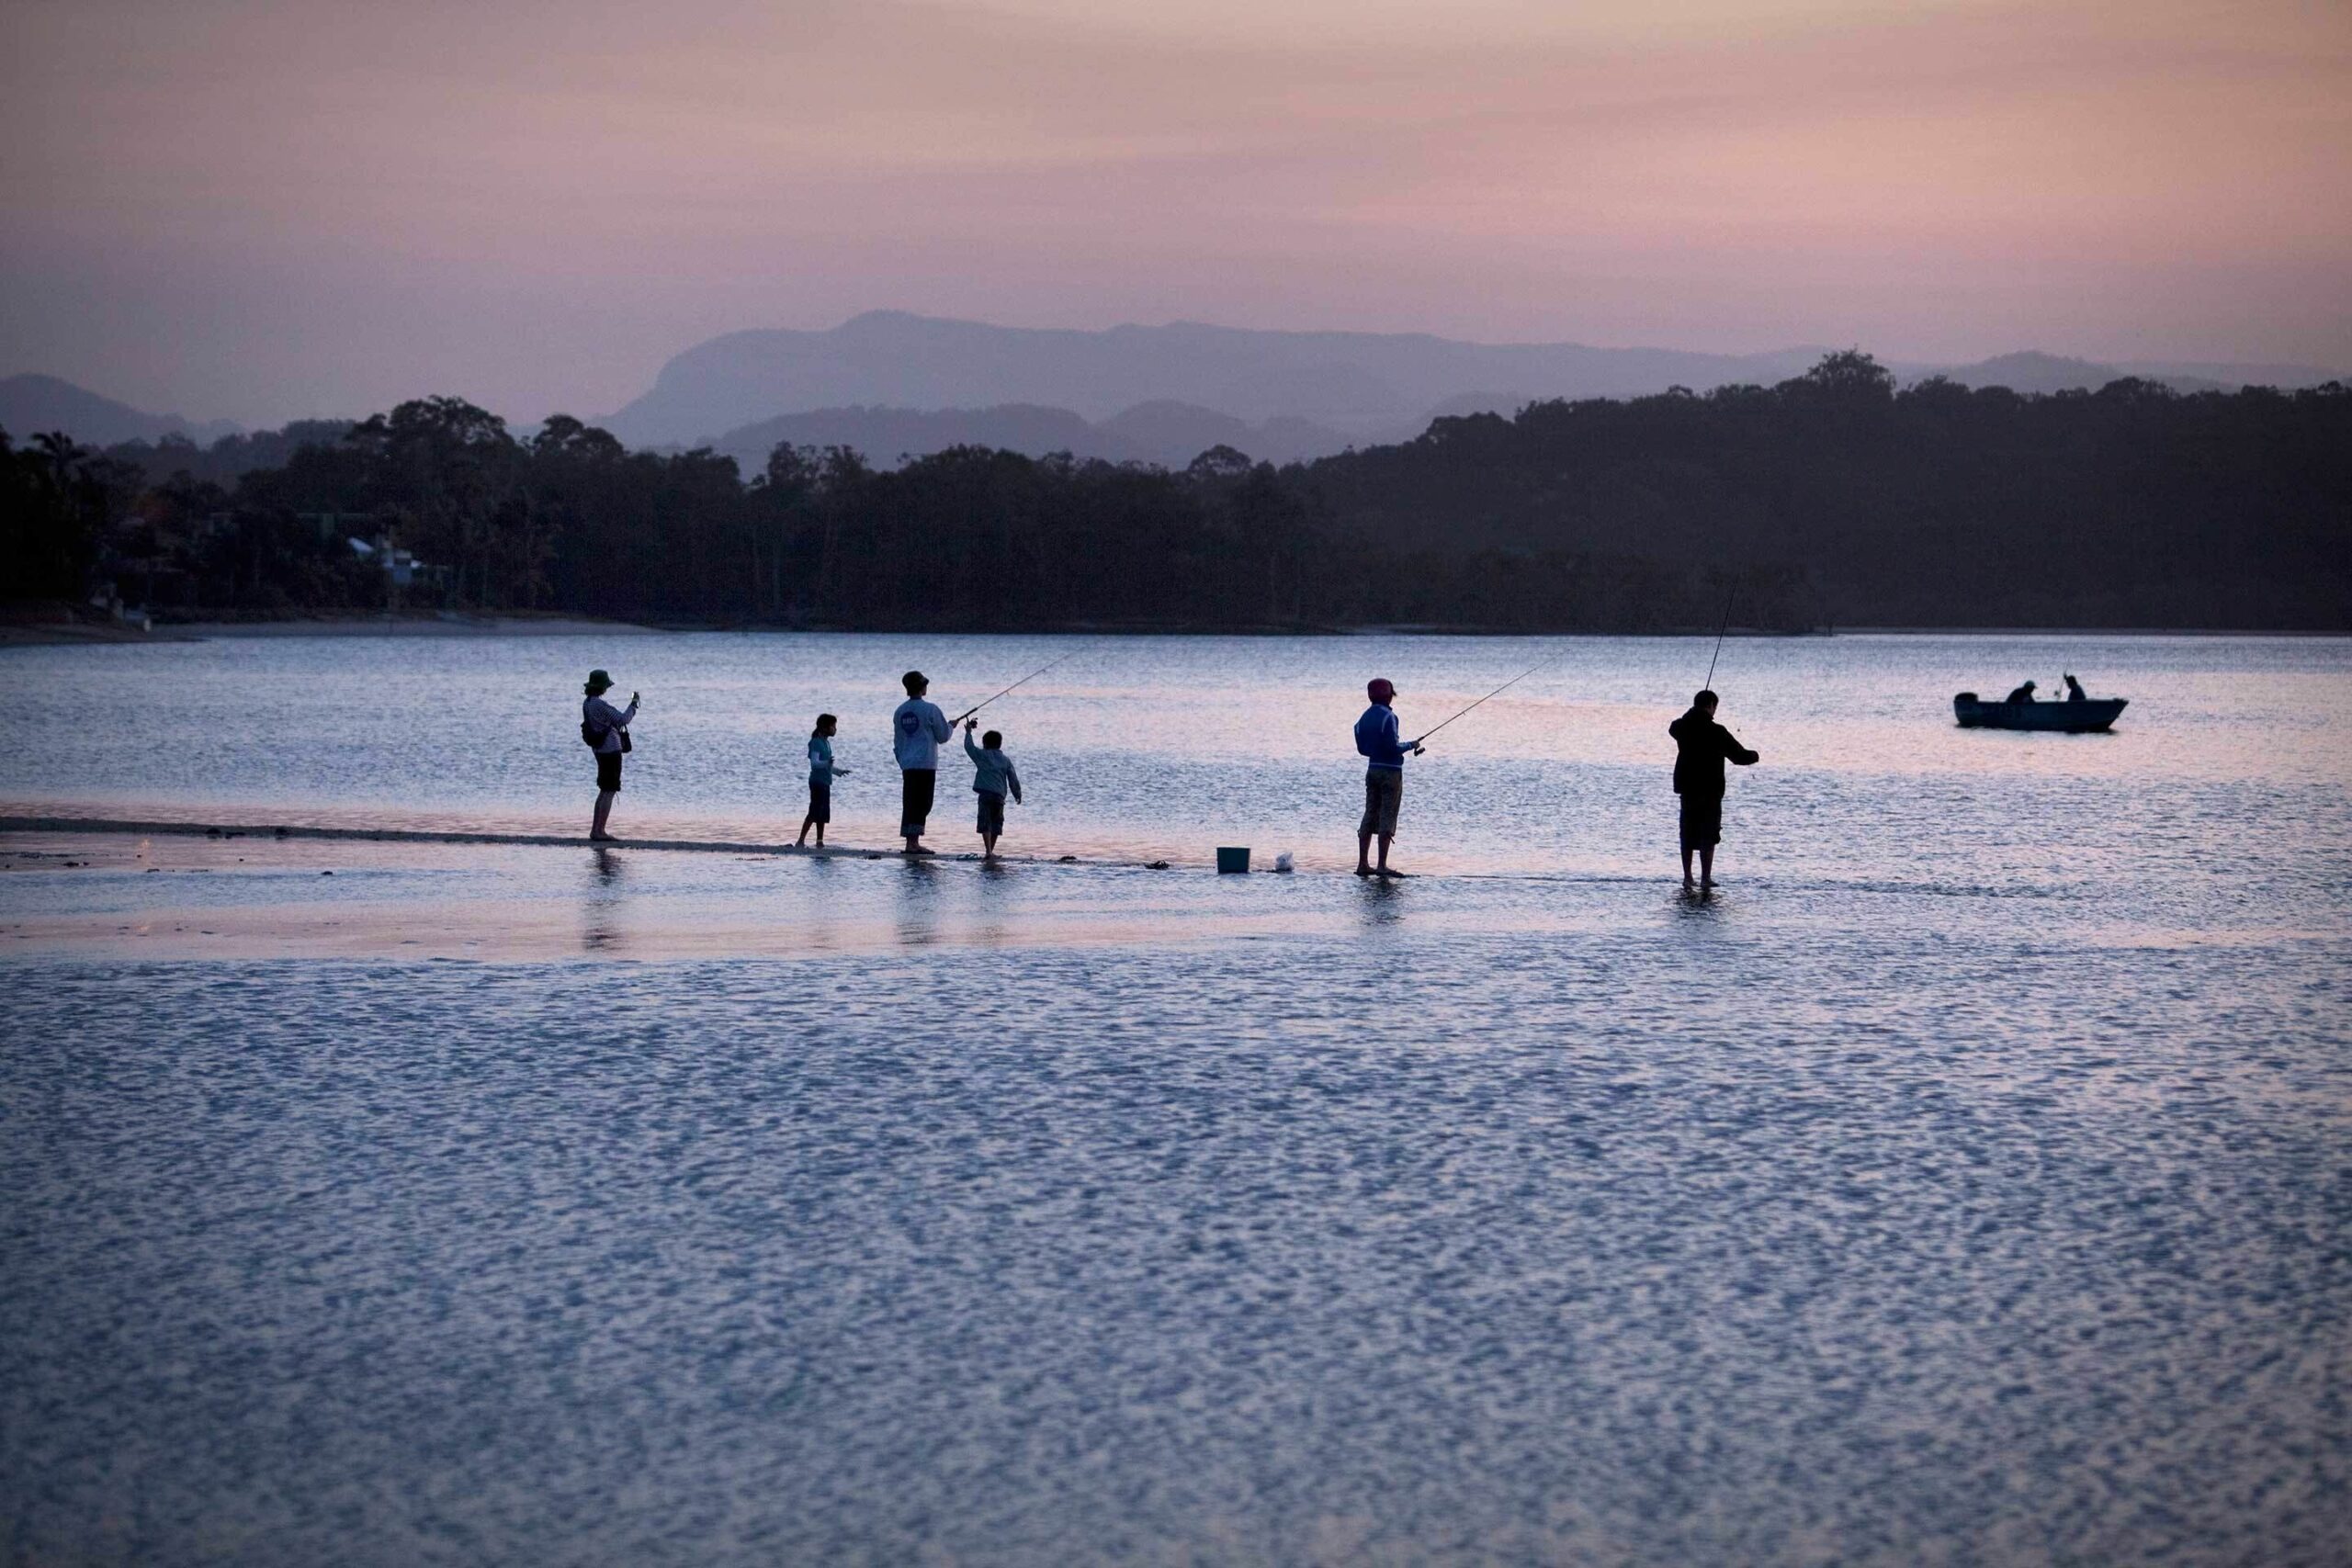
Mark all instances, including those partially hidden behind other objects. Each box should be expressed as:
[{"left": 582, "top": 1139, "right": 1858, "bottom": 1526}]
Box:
[{"left": 28, "top": 356, "right": 2348, "bottom": 630}]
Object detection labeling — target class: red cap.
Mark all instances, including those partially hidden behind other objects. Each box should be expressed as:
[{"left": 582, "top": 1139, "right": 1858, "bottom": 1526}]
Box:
[{"left": 1367, "top": 678, "right": 1396, "bottom": 702}]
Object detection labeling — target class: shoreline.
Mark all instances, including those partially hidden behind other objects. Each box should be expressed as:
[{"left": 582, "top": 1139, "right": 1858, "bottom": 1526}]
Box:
[
  {"left": 0, "top": 611, "right": 657, "bottom": 646},
  {"left": 5, "top": 614, "right": 2346, "bottom": 648},
  {"left": 0, "top": 814, "right": 1194, "bottom": 874}
]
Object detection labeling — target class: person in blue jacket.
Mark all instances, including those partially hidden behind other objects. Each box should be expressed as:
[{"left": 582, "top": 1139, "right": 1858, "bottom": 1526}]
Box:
[{"left": 1354, "top": 677, "right": 1421, "bottom": 877}]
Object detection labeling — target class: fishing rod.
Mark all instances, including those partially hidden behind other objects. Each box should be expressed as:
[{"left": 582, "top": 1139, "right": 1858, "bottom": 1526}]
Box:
[
  {"left": 953, "top": 650, "right": 1079, "bottom": 725},
  {"left": 1702, "top": 582, "right": 1737, "bottom": 691},
  {"left": 1410, "top": 660, "right": 1554, "bottom": 748}
]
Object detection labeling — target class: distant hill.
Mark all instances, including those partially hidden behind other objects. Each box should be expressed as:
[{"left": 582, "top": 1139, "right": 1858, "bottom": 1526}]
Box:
[
  {"left": 105, "top": 420, "right": 356, "bottom": 486},
  {"left": 710, "top": 400, "right": 1360, "bottom": 472},
  {"left": 1419, "top": 390, "right": 1546, "bottom": 421},
  {"left": 2114, "top": 358, "right": 2343, "bottom": 390},
  {"left": 0, "top": 374, "right": 239, "bottom": 447},
  {"left": 712, "top": 404, "right": 1110, "bottom": 473},
  {"left": 1923, "top": 352, "right": 2217, "bottom": 396},
  {"left": 1922, "top": 351, "right": 2338, "bottom": 397},
  {"left": 605, "top": 311, "right": 1828, "bottom": 447}
]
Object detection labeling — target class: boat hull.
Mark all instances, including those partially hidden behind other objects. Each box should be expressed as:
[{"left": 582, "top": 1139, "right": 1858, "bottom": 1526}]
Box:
[{"left": 1953, "top": 694, "right": 2127, "bottom": 732}]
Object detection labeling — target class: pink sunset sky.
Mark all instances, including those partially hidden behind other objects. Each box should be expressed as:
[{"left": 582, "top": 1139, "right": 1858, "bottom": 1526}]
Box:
[{"left": 4, "top": 0, "right": 2346, "bottom": 426}]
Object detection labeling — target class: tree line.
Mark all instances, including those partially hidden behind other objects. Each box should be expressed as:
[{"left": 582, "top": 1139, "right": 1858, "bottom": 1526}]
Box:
[
  {"left": 1301, "top": 352, "right": 2351, "bottom": 628},
  {"left": 6, "top": 353, "right": 2346, "bottom": 630}
]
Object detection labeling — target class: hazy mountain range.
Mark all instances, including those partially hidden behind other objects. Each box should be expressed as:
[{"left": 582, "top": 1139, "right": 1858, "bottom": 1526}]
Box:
[
  {"left": 8, "top": 314, "right": 2341, "bottom": 472},
  {"left": 606, "top": 312, "right": 1832, "bottom": 448},
  {"left": 0, "top": 373, "right": 242, "bottom": 447},
  {"left": 604, "top": 313, "right": 2345, "bottom": 455}
]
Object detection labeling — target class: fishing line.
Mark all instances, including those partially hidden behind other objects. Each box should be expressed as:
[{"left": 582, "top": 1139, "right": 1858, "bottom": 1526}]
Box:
[
  {"left": 1702, "top": 581, "right": 1737, "bottom": 691},
  {"left": 1411, "top": 659, "right": 1555, "bottom": 748},
  {"left": 953, "top": 650, "right": 1080, "bottom": 724}
]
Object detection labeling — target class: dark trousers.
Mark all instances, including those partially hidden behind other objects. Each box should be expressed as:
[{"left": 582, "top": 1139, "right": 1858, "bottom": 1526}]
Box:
[{"left": 900, "top": 769, "right": 937, "bottom": 838}]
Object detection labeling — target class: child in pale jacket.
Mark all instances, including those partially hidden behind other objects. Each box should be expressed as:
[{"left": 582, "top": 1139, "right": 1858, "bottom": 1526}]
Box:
[
  {"left": 797, "top": 713, "right": 850, "bottom": 848},
  {"left": 963, "top": 720, "right": 1023, "bottom": 859}
]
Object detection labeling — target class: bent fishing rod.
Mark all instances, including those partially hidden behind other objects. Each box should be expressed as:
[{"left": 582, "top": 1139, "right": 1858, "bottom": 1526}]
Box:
[
  {"left": 953, "top": 650, "right": 1080, "bottom": 725},
  {"left": 1410, "top": 659, "right": 1555, "bottom": 749}
]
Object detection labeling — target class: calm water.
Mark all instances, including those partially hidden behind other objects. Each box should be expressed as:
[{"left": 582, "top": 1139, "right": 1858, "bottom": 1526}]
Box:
[{"left": 2, "top": 632, "right": 2347, "bottom": 1564}]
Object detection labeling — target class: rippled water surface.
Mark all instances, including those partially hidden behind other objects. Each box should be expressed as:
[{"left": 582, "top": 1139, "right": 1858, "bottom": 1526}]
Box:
[{"left": 2, "top": 632, "right": 2347, "bottom": 1565}]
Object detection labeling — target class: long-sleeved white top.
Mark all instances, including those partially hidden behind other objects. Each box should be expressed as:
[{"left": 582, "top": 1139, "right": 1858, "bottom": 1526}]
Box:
[{"left": 892, "top": 698, "right": 954, "bottom": 770}]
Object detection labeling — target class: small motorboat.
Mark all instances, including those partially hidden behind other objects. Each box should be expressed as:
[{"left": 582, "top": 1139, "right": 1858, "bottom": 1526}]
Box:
[{"left": 1953, "top": 691, "right": 2127, "bottom": 732}]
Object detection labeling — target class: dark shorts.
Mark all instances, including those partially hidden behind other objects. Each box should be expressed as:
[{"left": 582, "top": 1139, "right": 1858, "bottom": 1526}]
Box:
[
  {"left": 1679, "top": 792, "right": 1723, "bottom": 852},
  {"left": 1360, "top": 767, "right": 1403, "bottom": 837},
  {"left": 807, "top": 778, "right": 831, "bottom": 825},
  {"left": 596, "top": 750, "right": 623, "bottom": 793},
  {"left": 977, "top": 790, "right": 1006, "bottom": 836},
  {"left": 900, "top": 769, "right": 936, "bottom": 837}
]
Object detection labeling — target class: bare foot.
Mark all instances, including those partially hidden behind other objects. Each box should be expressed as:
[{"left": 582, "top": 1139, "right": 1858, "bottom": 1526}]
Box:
[
  {"left": 589, "top": 833, "right": 618, "bottom": 842},
  {"left": 1376, "top": 866, "right": 1408, "bottom": 878},
  {"left": 1682, "top": 876, "right": 1697, "bottom": 892},
  {"left": 1354, "top": 864, "right": 1374, "bottom": 876}
]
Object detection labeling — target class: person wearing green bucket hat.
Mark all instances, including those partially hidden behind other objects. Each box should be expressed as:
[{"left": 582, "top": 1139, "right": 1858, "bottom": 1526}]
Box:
[{"left": 581, "top": 668, "right": 640, "bottom": 841}]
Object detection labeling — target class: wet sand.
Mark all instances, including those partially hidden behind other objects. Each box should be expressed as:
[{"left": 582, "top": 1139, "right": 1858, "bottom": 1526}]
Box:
[
  {"left": 0, "top": 613, "right": 651, "bottom": 647},
  {"left": 0, "top": 829, "right": 1558, "bottom": 962},
  {"left": 0, "top": 812, "right": 1164, "bottom": 866}
]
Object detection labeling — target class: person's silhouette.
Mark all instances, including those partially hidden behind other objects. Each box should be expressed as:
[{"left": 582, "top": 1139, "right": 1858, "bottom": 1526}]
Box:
[{"left": 1669, "top": 689, "right": 1758, "bottom": 891}]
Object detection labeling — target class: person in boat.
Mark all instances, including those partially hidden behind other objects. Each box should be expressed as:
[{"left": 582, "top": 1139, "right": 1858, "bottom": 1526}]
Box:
[
  {"left": 892, "top": 671, "right": 956, "bottom": 855},
  {"left": 2064, "top": 673, "right": 2088, "bottom": 702},
  {"left": 2004, "top": 680, "right": 2039, "bottom": 703},
  {"left": 581, "top": 669, "right": 639, "bottom": 843},
  {"left": 1354, "top": 677, "right": 1422, "bottom": 877},
  {"left": 1669, "top": 689, "right": 1758, "bottom": 891}
]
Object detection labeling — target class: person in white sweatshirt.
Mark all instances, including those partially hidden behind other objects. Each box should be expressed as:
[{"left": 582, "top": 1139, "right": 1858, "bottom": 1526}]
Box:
[{"left": 892, "top": 671, "right": 956, "bottom": 854}]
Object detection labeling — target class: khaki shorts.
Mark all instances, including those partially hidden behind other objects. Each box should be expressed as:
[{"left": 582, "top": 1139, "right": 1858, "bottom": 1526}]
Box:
[{"left": 1360, "top": 768, "right": 1403, "bottom": 837}]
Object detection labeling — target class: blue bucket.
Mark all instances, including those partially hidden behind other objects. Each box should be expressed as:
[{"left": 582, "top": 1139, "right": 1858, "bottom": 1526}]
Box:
[{"left": 1216, "top": 846, "right": 1250, "bottom": 874}]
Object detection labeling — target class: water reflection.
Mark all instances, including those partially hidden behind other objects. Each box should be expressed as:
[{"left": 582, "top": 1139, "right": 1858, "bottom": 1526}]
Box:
[
  {"left": 1669, "top": 884, "right": 1728, "bottom": 939},
  {"left": 1358, "top": 874, "right": 1409, "bottom": 929},
  {"left": 582, "top": 846, "right": 625, "bottom": 952},
  {"left": 797, "top": 854, "right": 845, "bottom": 953},
  {"left": 894, "top": 855, "right": 944, "bottom": 946},
  {"left": 968, "top": 857, "right": 1016, "bottom": 946}
]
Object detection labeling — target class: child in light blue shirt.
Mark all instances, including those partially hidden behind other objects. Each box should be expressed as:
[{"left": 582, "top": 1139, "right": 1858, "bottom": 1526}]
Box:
[
  {"left": 797, "top": 713, "right": 849, "bottom": 847},
  {"left": 964, "top": 720, "right": 1023, "bottom": 859}
]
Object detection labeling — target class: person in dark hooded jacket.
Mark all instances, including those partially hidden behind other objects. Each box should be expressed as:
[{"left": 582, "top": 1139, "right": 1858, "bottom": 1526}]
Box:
[{"left": 1669, "top": 689, "right": 1758, "bottom": 890}]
